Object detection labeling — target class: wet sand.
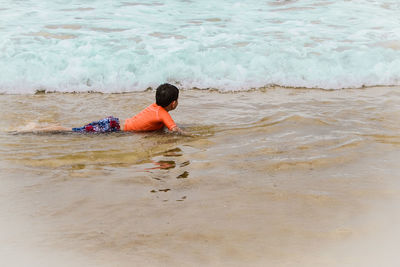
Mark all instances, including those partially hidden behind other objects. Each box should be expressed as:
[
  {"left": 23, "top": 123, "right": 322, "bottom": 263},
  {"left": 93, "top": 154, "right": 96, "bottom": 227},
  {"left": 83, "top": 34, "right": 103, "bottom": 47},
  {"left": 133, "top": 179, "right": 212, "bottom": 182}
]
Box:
[{"left": 1, "top": 87, "right": 400, "bottom": 266}]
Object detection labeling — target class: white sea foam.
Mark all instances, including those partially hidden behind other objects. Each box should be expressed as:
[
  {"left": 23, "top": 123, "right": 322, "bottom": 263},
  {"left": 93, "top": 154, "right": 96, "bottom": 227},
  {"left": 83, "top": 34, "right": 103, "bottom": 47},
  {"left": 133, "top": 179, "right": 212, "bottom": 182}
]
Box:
[{"left": 0, "top": 0, "right": 400, "bottom": 93}]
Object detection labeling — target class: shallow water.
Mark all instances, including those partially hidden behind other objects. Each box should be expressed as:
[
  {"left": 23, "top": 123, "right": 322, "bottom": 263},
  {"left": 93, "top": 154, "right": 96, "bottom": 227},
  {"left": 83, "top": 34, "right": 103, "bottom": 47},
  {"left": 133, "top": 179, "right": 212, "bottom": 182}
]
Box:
[{"left": 1, "top": 87, "right": 400, "bottom": 266}]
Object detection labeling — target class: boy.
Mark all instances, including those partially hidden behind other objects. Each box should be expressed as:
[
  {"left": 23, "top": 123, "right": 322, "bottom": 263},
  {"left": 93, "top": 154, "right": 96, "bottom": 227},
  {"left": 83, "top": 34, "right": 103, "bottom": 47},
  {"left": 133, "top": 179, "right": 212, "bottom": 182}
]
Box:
[
  {"left": 123, "top": 83, "right": 182, "bottom": 133},
  {"left": 43, "top": 83, "right": 183, "bottom": 134}
]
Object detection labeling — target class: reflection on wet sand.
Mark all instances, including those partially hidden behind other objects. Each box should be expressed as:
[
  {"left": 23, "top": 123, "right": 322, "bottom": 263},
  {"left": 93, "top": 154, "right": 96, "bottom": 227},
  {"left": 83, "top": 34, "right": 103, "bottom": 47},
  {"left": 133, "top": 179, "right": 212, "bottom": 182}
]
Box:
[
  {"left": 148, "top": 160, "right": 176, "bottom": 170},
  {"left": 0, "top": 87, "right": 400, "bottom": 266}
]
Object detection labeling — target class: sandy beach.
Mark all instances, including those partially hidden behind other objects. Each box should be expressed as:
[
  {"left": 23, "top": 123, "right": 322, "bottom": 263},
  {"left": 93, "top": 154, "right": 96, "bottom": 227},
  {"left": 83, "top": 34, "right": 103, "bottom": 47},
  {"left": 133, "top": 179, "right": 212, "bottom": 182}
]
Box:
[{"left": 1, "top": 86, "right": 400, "bottom": 266}]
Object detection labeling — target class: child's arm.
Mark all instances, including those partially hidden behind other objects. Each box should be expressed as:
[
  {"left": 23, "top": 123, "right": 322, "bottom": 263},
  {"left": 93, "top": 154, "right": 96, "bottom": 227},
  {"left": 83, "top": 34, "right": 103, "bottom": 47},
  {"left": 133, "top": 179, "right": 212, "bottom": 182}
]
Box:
[{"left": 158, "top": 109, "right": 187, "bottom": 135}]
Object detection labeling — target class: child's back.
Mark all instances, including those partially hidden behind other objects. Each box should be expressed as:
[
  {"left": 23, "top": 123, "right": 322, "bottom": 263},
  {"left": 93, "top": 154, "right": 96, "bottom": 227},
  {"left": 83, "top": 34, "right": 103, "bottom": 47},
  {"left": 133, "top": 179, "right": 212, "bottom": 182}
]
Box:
[{"left": 123, "top": 102, "right": 176, "bottom": 131}]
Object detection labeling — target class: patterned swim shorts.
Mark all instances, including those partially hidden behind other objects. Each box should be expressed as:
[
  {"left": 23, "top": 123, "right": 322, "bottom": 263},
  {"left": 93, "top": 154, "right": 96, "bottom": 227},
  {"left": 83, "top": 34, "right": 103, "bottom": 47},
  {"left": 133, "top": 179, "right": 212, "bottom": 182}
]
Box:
[{"left": 72, "top": 116, "right": 121, "bottom": 133}]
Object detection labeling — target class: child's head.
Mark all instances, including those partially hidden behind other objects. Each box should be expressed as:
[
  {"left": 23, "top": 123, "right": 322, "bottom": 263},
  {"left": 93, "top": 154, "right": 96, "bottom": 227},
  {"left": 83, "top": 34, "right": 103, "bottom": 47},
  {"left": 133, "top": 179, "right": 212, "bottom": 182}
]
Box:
[{"left": 156, "top": 83, "right": 179, "bottom": 109}]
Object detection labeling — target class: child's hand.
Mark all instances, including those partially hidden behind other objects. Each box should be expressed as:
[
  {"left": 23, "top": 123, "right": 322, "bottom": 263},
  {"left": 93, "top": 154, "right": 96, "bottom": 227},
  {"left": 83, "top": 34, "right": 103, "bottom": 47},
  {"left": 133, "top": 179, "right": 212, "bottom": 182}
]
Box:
[{"left": 171, "top": 126, "right": 190, "bottom": 136}]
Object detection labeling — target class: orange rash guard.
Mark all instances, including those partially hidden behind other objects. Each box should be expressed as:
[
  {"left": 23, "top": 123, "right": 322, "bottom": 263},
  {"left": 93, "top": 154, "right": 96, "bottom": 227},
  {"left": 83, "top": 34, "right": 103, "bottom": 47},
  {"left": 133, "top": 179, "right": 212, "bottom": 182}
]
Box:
[{"left": 123, "top": 103, "right": 176, "bottom": 132}]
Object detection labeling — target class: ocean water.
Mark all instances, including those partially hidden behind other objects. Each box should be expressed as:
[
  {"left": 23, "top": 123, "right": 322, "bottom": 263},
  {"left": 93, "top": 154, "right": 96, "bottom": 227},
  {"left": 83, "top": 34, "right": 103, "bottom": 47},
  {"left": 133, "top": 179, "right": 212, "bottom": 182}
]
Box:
[
  {"left": 1, "top": 1, "right": 400, "bottom": 266},
  {"left": 1, "top": 0, "right": 400, "bottom": 93}
]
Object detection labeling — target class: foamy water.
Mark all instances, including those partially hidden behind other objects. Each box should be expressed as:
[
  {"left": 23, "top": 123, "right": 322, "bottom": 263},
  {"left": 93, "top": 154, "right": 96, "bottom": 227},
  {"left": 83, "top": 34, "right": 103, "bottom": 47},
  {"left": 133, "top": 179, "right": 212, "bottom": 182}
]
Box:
[{"left": 1, "top": 0, "right": 400, "bottom": 93}]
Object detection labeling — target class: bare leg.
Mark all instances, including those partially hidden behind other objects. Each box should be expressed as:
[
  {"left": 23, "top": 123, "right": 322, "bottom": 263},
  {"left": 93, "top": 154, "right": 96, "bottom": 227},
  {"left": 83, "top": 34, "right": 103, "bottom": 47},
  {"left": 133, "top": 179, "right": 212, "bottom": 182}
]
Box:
[
  {"left": 17, "top": 123, "right": 71, "bottom": 133},
  {"left": 35, "top": 125, "right": 71, "bottom": 132}
]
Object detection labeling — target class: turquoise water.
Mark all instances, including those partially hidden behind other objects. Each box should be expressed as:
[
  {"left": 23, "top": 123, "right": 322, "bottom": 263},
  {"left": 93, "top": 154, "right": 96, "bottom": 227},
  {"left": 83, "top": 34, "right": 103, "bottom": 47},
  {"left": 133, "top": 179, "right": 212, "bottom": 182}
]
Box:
[{"left": 1, "top": 0, "right": 400, "bottom": 93}]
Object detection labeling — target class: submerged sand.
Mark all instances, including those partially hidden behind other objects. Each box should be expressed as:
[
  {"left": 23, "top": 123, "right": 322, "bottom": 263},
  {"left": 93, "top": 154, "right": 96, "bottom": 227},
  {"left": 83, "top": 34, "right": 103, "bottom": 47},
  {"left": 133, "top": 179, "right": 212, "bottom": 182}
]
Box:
[{"left": 0, "top": 87, "right": 400, "bottom": 266}]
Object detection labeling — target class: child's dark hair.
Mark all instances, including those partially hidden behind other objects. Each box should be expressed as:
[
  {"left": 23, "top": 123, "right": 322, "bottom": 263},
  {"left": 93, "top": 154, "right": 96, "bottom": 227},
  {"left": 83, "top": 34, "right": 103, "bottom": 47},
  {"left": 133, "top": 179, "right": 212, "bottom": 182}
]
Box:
[{"left": 156, "top": 83, "right": 179, "bottom": 107}]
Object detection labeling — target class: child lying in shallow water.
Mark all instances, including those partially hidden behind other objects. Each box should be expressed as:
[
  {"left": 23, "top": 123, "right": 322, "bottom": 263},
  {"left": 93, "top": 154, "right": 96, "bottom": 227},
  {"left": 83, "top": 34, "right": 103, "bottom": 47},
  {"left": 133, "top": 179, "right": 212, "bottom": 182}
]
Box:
[{"left": 38, "top": 83, "right": 184, "bottom": 134}]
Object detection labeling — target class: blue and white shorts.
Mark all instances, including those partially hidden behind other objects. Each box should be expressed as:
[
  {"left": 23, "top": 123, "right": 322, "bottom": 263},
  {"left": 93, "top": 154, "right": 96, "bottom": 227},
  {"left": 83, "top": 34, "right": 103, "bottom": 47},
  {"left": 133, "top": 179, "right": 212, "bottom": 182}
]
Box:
[{"left": 72, "top": 116, "right": 121, "bottom": 133}]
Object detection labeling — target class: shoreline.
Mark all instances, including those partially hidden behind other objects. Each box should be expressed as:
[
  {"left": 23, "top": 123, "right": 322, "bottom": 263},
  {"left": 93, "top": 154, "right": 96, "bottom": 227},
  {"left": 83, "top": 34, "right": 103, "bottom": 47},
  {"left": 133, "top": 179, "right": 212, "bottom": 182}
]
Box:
[{"left": 1, "top": 84, "right": 399, "bottom": 96}]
